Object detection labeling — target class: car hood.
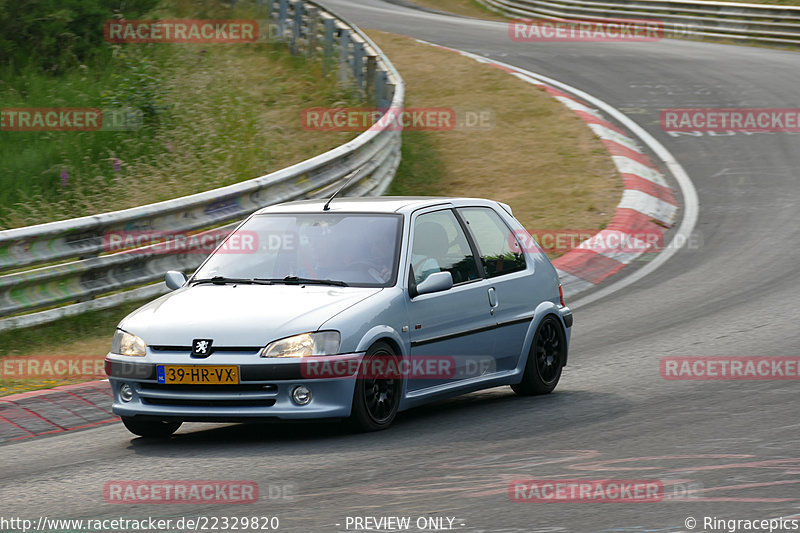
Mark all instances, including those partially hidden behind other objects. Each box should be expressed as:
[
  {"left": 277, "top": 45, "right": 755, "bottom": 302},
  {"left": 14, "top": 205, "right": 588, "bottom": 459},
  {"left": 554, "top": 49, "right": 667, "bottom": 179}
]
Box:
[{"left": 119, "top": 284, "right": 382, "bottom": 347}]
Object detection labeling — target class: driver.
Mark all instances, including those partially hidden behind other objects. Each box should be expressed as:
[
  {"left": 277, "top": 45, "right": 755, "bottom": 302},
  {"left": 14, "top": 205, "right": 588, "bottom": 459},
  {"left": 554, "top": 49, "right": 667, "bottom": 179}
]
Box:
[
  {"left": 411, "top": 221, "right": 447, "bottom": 284},
  {"left": 364, "top": 234, "right": 395, "bottom": 282}
]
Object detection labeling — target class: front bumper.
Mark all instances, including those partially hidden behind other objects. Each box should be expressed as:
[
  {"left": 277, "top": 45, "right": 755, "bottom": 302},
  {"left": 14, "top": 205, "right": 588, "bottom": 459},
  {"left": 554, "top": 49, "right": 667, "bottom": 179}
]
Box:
[
  {"left": 557, "top": 305, "right": 573, "bottom": 366},
  {"left": 106, "top": 353, "right": 363, "bottom": 421},
  {"left": 559, "top": 305, "right": 573, "bottom": 329}
]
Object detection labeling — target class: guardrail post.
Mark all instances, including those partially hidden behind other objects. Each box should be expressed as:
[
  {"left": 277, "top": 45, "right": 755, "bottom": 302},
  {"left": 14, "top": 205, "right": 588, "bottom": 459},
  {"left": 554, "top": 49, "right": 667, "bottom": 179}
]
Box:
[
  {"left": 375, "top": 70, "right": 389, "bottom": 108},
  {"left": 352, "top": 41, "right": 365, "bottom": 90},
  {"left": 365, "top": 55, "right": 377, "bottom": 104},
  {"left": 338, "top": 28, "right": 351, "bottom": 84},
  {"left": 277, "top": 0, "right": 288, "bottom": 40},
  {"left": 307, "top": 7, "right": 319, "bottom": 58},
  {"left": 264, "top": 0, "right": 276, "bottom": 41},
  {"left": 290, "top": 1, "right": 304, "bottom": 55},
  {"left": 264, "top": 0, "right": 273, "bottom": 23},
  {"left": 323, "top": 18, "right": 335, "bottom": 75}
]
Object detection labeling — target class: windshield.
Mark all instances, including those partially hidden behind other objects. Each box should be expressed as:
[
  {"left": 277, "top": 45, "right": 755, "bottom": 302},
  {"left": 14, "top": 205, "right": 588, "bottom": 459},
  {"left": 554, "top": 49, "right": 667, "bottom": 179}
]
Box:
[{"left": 193, "top": 213, "right": 403, "bottom": 287}]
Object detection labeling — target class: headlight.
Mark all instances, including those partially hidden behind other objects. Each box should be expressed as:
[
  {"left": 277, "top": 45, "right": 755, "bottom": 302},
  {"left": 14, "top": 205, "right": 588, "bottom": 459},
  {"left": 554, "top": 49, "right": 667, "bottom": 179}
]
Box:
[
  {"left": 111, "top": 329, "right": 147, "bottom": 357},
  {"left": 261, "top": 331, "right": 341, "bottom": 358}
]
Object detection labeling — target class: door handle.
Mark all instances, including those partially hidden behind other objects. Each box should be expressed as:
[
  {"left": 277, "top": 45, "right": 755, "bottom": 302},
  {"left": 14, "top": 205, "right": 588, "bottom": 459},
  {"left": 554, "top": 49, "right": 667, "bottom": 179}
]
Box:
[{"left": 487, "top": 287, "right": 498, "bottom": 314}]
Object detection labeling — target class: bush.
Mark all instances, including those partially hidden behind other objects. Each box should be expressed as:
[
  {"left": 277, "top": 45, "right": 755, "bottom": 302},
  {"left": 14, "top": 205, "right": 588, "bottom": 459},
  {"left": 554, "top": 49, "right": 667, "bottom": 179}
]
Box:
[{"left": 0, "top": 0, "right": 159, "bottom": 73}]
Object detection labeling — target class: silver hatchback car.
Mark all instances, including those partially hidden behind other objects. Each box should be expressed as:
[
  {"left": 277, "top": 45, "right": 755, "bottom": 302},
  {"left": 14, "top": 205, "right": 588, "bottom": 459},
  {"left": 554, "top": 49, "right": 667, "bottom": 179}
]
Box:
[{"left": 106, "top": 197, "right": 573, "bottom": 436}]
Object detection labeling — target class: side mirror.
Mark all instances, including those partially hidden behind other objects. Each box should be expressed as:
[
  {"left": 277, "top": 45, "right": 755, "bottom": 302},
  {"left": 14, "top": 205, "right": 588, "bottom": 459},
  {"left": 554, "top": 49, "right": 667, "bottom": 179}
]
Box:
[
  {"left": 165, "top": 271, "right": 187, "bottom": 290},
  {"left": 415, "top": 271, "right": 453, "bottom": 296}
]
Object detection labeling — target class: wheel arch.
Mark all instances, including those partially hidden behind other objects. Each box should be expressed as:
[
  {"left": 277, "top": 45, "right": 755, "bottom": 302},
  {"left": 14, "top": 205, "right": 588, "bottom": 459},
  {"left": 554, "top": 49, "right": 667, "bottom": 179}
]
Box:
[
  {"left": 517, "top": 302, "right": 570, "bottom": 376},
  {"left": 354, "top": 325, "right": 407, "bottom": 357}
]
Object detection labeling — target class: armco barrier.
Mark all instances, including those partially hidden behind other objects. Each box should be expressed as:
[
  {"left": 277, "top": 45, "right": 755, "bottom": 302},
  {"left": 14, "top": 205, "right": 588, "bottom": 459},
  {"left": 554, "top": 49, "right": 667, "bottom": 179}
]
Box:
[
  {"left": 0, "top": 0, "right": 404, "bottom": 332},
  {"left": 482, "top": 0, "right": 800, "bottom": 46}
]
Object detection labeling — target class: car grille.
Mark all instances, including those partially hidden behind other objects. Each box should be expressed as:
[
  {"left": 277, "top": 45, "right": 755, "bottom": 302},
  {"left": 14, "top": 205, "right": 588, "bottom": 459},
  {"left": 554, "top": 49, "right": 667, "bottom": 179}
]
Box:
[
  {"left": 139, "top": 384, "right": 278, "bottom": 393},
  {"left": 137, "top": 382, "right": 279, "bottom": 409},
  {"left": 149, "top": 346, "right": 262, "bottom": 356},
  {"left": 143, "top": 398, "right": 276, "bottom": 408}
]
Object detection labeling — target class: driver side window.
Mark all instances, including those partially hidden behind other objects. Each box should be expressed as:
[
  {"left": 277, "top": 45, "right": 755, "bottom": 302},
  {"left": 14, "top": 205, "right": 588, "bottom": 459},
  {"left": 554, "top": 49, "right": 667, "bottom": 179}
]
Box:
[{"left": 411, "top": 210, "right": 479, "bottom": 285}]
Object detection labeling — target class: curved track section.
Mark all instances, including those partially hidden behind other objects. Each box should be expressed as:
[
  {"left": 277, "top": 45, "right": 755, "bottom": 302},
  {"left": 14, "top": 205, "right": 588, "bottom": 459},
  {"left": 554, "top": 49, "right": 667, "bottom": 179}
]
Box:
[{"left": 2, "top": 3, "right": 799, "bottom": 532}]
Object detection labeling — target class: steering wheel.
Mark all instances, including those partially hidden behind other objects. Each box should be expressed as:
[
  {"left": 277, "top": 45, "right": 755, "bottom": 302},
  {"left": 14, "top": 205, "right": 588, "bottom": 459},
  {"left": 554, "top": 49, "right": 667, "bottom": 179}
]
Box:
[{"left": 347, "top": 261, "right": 387, "bottom": 283}]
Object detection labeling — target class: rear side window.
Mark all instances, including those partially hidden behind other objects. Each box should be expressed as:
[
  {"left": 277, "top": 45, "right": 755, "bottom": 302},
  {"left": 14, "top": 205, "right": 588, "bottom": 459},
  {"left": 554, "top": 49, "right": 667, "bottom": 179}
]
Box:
[{"left": 458, "top": 207, "right": 527, "bottom": 278}]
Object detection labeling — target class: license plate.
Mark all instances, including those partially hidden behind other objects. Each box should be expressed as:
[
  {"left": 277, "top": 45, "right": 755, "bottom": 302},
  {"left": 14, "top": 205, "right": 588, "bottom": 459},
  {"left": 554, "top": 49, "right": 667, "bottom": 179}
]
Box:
[{"left": 157, "top": 365, "right": 239, "bottom": 385}]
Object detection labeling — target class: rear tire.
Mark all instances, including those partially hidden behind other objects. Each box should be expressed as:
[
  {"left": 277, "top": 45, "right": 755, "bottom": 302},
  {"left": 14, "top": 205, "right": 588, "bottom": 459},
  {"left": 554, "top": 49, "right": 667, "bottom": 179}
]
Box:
[
  {"left": 512, "top": 315, "right": 565, "bottom": 396},
  {"left": 122, "top": 417, "right": 182, "bottom": 438},
  {"left": 349, "top": 342, "right": 402, "bottom": 432}
]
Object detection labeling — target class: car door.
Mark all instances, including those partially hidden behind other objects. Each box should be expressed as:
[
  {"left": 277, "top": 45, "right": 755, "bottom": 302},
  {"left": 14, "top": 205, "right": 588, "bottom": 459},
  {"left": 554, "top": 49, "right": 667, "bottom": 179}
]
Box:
[
  {"left": 457, "top": 206, "right": 543, "bottom": 373},
  {"left": 404, "top": 208, "right": 496, "bottom": 393}
]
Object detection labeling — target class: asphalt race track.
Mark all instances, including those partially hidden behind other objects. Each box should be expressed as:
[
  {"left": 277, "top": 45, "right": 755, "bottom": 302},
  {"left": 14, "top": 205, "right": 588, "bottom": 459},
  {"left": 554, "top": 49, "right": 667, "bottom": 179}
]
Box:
[{"left": 1, "top": 2, "right": 799, "bottom": 532}]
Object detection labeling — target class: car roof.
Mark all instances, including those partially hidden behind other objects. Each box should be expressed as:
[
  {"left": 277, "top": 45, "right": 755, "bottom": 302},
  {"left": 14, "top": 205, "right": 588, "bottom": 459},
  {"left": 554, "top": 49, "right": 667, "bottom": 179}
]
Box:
[{"left": 254, "top": 196, "right": 506, "bottom": 215}]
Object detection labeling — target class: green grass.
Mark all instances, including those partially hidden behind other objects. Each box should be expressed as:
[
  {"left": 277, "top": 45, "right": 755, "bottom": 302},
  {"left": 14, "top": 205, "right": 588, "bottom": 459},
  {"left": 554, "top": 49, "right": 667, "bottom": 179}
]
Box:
[
  {"left": 0, "top": 300, "right": 147, "bottom": 396},
  {"left": 0, "top": 1, "right": 364, "bottom": 229},
  {"left": 408, "top": 0, "right": 508, "bottom": 20},
  {"left": 0, "top": 49, "right": 166, "bottom": 225},
  {"left": 387, "top": 131, "right": 446, "bottom": 196},
  {"left": 0, "top": 301, "right": 145, "bottom": 357},
  {"left": 0, "top": 42, "right": 364, "bottom": 228}
]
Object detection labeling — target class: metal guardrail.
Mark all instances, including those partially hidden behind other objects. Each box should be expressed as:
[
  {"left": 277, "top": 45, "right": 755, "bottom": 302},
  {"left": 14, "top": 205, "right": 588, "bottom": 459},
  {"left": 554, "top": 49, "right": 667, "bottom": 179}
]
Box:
[
  {"left": 481, "top": 0, "right": 800, "bottom": 45},
  {"left": 0, "top": 0, "right": 405, "bottom": 332}
]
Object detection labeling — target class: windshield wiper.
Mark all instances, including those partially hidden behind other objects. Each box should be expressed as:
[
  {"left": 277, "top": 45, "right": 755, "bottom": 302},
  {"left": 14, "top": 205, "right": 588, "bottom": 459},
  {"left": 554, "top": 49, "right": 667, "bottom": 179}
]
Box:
[
  {"left": 191, "top": 276, "right": 273, "bottom": 286},
  {"left": 255, "top": 276, "right": 348, "bottom": 287}
]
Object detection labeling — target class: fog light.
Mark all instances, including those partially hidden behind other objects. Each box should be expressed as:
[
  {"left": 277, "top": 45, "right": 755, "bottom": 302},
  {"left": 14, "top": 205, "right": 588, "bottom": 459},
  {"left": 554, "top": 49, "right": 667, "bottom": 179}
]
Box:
[
  {"left": 120, "top": 383, "right": 134, "bottom": 402},
  {"left": 292, "top": 385, "right": 312, "bottom": 405}
]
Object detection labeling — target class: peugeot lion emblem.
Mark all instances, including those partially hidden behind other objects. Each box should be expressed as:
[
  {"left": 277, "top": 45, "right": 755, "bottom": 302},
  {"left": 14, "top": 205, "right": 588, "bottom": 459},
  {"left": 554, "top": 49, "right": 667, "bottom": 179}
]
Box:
[{"left": 192, "top": 339, "right": 213, "bottom": 357}]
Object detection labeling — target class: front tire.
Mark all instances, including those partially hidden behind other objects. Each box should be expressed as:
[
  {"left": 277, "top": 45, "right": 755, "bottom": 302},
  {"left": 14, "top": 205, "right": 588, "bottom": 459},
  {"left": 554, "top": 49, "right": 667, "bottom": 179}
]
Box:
[
  {"left": 349, "top": 342, "right": 402, "bottom": 432},
  {"left": 122, "top": 417, "right": 182, "bottom": 438},
  {"left": 512, "top": 315, "right": 565, "bottom": 396}
]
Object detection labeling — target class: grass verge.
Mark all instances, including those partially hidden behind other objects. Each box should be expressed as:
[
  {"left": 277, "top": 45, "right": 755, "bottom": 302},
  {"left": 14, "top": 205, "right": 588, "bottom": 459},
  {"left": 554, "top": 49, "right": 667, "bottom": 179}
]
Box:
[
  {"left": 0, "top": 301, "right": 145, "bottom": 395},
  {"left": 374, "top": 30, "right": 621, "bottom": 230},
  {"left": 404, "top": 0, "right": 509, "bottom": 20},
  {"left": 0, "top": 14, "right": 362, "bottom": 228}
]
